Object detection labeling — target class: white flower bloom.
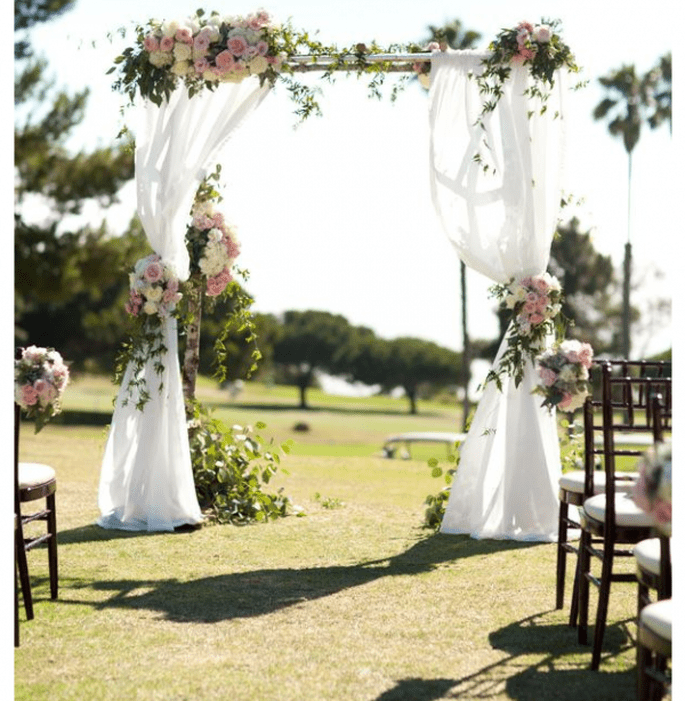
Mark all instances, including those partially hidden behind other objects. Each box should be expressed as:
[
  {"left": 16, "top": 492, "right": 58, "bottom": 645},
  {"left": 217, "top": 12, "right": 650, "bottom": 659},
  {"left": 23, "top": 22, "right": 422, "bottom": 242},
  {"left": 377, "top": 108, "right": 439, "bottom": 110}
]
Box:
[
  {"left": 162, "top": 20, "right": 180, "bottom": 37},
  {"left": 145, "top": 285, "right": 163, "bottom": 302},
  {"left": 249, "top": 55, "right": 269, "bottom": 75},
  {"left": 143, "top": 301, "right": 159, "bottom": 315},
  {"left": 173, "top": 42, "right": 192, "bottom": 61},
  {"left": 533, "top": 25, "right": 552, "bottom": 43},
  {"left": 171, "top": 60, "right": 192, "bottom": 76},
  {"left": 149, "top": 50, "right": 173, "bottom": 68}
]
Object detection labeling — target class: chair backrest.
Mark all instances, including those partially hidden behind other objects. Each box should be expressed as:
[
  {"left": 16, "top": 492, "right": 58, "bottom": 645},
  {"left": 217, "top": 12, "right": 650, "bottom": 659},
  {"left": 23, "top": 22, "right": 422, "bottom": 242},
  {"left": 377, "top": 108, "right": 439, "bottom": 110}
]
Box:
[{"left": 583, "top": 360, "right": 672, "bottom": 510}]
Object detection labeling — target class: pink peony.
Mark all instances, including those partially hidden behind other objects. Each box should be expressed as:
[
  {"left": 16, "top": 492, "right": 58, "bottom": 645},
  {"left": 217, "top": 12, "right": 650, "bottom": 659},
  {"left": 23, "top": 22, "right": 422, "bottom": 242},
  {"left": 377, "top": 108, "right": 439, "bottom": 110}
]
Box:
[
  {"left": 194, "top": 57, "right": 210, "bottom": 74},
  {"left": 256, "top": 40, "right": 269, "bottom": 56},
  {"left": 194, "top": 32, "right": 211, "bottom": 52},
  {"left": 206, "top": 275, "right": 227, "bottom": 297},
  {"left": 578, "top": 343, "right": 594, "bottom": 369}
]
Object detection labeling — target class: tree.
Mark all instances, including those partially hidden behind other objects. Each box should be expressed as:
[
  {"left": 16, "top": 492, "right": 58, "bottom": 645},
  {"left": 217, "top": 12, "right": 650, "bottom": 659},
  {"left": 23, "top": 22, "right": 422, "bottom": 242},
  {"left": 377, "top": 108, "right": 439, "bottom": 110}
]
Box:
[
  {"left": 593, "top": 55, "right": 672, "bottom": 358},
  {"left": 272, "top": 310, "right": 355, "bottom": 409},
  {"left": 548, "top": 217, "right": 622, "bottom": 355},
  {"left": 14, "top": 0, "right": 135, "bottom": 362}
]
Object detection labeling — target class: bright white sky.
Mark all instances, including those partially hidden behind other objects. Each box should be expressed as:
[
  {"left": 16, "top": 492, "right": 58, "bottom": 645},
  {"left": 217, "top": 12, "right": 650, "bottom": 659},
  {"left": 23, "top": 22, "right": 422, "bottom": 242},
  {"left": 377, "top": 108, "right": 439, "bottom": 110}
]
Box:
[{"left": 17, "top": 0, "right": 677, "bottom": 359}]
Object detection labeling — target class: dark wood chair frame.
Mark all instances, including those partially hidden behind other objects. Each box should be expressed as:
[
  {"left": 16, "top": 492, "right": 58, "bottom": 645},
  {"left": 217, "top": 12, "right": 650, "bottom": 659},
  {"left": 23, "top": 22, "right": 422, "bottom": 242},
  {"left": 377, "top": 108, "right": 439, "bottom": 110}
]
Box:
[
  {"left": 14, "top": 401, "right": 59, "bottom": 627},
  {"left": 636, "top": 600, "right": 671, "bottom": 701},
  {"left": 575, "top": 361, "right": 671, "bottom": 670},
  {"left": 556, "top": 360, "right": 670, "bottom": 619}
]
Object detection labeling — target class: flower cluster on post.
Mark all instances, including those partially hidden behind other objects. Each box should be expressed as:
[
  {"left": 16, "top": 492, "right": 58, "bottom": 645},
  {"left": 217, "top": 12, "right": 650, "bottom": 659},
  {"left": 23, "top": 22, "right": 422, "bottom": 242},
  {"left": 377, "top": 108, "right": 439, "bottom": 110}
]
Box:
[
  {"left": 533, "top": 339, "right": 594, "bottom": 412},
  {"left": 633, "top": 441, "right": 672, "bottom": 535},
  {"left": 15, "top": 346, "right": 70, "bottom": 432},
  {"left": 485, "top": 273, "right": 566, "bottom": 389},
  {"left": 126, "top": 254, "right": 182, "bottom": 319},
  {"left": 187, "top": 200, "right": 241, "bottom": 297}
]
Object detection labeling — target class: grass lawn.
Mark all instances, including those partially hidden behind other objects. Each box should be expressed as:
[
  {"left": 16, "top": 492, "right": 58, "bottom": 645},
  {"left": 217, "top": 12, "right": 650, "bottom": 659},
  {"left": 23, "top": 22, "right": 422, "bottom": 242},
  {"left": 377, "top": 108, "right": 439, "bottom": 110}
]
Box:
[{"left": 13, "top": 375, "right": 646, "bottom": 700}]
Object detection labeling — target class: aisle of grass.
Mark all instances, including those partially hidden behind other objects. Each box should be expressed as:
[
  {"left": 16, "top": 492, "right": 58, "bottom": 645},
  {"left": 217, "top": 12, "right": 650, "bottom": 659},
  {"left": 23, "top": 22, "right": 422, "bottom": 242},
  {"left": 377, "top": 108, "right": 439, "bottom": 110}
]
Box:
[{"left": 14, "top": 393, "right": 642, "bottom": 700}]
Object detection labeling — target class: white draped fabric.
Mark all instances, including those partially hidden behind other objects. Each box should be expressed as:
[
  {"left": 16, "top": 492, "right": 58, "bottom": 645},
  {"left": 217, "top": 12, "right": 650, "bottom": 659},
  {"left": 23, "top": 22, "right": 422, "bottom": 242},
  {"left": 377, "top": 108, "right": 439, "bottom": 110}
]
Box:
[
  {"left": 98, "top": 80, "right": 270, "bottom": 531},
  {"left": 428, "top": 50, "right": 567, "bottom": 541}
]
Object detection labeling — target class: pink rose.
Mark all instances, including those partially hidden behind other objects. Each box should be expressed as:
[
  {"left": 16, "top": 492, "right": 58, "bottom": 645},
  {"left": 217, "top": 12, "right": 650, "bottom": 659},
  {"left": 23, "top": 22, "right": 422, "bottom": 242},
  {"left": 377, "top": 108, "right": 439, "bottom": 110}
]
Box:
[
  {"left": 539, "top": 367, "right": 557, "bottom": 387},
  {"left": 20, "top": 384, "right": 39, "bottom": 406},
  {"left": 166, "top": 278, "right": 179, "bottom": 293},
  {"left": 159, "top": 35, "right": 174, "bottom": 52},
  {"left": 162, "top": 288, "right": 178, "bottom": 305},
  {"left": 224, "top": 238, "right": 240, "bottom": 259},
  {"left": 654, "top": 499, "right": 672, "bottom": 525},
  {"left": 144, "top": 261, "right": 164, "bottom": 283},
  {"left": 578, "top": 343, "right": 594, "bottom": 369},
  {"left": 194, "top": 32, "right": 211, "bottom": 52},
  {"left": 206, "top": 275, "right": 227, "bottom": 297},
  {"left": 227, "top": 35, "right": 248, "bottom": 56},
  {"left": 215, "top": 50, "right": 235, "bottom": 70},
  {"left": 558, "top": 392, "right": 573, "bottom": 411},
  {"left": 256, "top": 40, "right": 269, "bottom": 56},
  {"left": 143, "top": 35, "right": 160, "bottom": 52},
  {"left": 529, "top": 312, "right": 545, "bottom": 325},
  {"left": 194, "top": 57, "right": 210, "bottom": 74},
  {"left": 517, "top": 47, "right": 536, "bottom": 61},
  {"left": 533, "top": 25, "right": 552, "bottom": 44},
  {"left": 175, "top": 28, "right": 193, "bottom": 44}
]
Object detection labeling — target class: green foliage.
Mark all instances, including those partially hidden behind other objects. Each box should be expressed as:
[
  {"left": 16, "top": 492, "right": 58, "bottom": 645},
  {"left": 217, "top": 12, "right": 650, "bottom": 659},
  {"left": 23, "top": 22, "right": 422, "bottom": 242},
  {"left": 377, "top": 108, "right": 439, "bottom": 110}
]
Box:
[
  {"left": 423, "top": 451, "right": 460, "bottom": 529},
  {"left": 313, "top": 493, "right": 345, "bottom": 510},
  {"left": 187, "top": 402, "right": 300, "bottom": 525}
]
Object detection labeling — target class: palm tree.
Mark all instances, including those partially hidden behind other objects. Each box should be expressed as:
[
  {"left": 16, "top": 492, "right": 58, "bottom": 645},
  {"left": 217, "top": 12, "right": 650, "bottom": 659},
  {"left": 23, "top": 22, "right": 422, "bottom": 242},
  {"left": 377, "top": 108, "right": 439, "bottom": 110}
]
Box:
[{"left": 593, "top": 56, "right": 671, "bottom": 359}]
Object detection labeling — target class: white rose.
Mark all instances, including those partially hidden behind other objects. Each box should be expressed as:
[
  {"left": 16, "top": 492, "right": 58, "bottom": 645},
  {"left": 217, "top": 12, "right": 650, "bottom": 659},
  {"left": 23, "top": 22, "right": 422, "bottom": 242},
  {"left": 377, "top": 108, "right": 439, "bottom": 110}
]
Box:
[
  {"left": 207, "top": 228, "right": 223, "bottom": 243},
  {"left": 171, "top": 61, "right": 192, "bottom": 76},
  {"left": 418, "top": 73, "right": 431, "bottom": 89},
  {"left": 145, "top": 285, "right": 163, "bottom": 302},
  {"left": 248, "top": 55, "right": 269, "bottom": 75},
  {"left": 173, "top": 42, "right": 192, "bottom": 61},
  {"left": 149, "top": 50, "right": 173, "bottom": 68},
  {"left": 533, "top": 25, "right": 552, "bottom": 43},
  {"left": 143, "top": 301, "right": 159, "bottom": 315},
  {"left": 162, "top": 20, "right": 180, "bottom": 37}
]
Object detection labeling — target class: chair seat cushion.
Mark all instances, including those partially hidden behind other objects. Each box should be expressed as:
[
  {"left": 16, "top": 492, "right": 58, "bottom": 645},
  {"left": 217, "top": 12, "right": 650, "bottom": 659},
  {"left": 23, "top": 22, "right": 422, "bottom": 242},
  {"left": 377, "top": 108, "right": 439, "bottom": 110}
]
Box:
[
  {"left": 635, "top": 537, "right": 662, "bottom": 576},
  {"left": 18, "top": 462, "right": 56, "bottom": 489},
  {"left": 640, "top": 599, "right": 672, "bottom": 641},
  {"left": 559, "top": 470, "right": 636, "bottom": 494},
  {"left": 583, "top": 491, "right": 655, "bottom": 528}
]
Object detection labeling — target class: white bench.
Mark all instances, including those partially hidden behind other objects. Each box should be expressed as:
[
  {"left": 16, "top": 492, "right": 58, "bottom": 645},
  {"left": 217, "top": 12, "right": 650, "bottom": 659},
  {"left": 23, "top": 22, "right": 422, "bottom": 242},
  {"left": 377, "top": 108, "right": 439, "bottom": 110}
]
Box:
[{"left": 381, "top": 431, "right": 466, "bottom": 459}]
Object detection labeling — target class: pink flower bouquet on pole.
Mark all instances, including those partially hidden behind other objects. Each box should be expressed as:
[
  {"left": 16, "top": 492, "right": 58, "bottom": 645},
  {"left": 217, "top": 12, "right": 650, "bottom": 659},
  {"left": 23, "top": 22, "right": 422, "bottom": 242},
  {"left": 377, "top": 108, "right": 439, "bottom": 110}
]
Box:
[
  {"left": 633, "top": 441, "right": 672, "bottom": 535},
  {"left": 15, "top": 346, "right": 70, "bottom": 432}
]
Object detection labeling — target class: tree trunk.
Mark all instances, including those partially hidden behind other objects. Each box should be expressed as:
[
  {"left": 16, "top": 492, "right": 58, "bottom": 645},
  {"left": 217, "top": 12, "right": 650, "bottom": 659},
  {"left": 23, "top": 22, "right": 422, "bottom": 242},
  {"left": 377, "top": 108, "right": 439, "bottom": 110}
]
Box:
[
  {"left": 460, "top": 260, "right": 471, "bottom": 430},
  {"left": 622, "top": 153, "right": 633, "bottom": 360},
  {"left": 182, "top": 277, "right": 203, "bottom": 418}
]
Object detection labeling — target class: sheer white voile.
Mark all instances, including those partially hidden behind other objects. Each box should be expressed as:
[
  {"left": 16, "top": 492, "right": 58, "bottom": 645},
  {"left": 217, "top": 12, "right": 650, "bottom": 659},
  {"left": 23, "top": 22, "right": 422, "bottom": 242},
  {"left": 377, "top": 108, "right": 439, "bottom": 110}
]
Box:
[
  {"left": 428, "top": 50, "right": 567, "bottom": 541},
  {"left": 98, "top": 80, "right": 270, "bottom": 531}
]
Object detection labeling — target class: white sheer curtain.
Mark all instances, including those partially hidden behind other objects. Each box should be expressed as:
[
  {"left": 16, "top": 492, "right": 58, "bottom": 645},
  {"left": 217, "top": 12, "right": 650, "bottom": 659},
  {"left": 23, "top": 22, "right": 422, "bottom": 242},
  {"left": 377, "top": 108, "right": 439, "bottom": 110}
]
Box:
[
  {"left": 428, "top": 50, "right": 567, "bottom": 541},
  {"left": 98, "top": 80, "right": 270, "bottom": 531}
]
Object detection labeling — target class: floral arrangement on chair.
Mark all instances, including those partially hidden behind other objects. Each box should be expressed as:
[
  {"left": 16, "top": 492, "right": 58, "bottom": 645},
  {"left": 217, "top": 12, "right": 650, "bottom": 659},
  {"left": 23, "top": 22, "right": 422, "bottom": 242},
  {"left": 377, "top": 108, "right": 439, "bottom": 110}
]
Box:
[
  {"left": 485, "top": 273, "right": 565, "bottom": 388},
  {"left": 533, "top": 339, "right": 594, "bottom": 412},
  {"left": 186, "top": 198, "right": 241, "bottom": 298},
  {"left": 15, "top": 346, "right": 70, "bottom": 433},
  {"left": 633, "top": 441, "right": 672, "bottom": 535}
]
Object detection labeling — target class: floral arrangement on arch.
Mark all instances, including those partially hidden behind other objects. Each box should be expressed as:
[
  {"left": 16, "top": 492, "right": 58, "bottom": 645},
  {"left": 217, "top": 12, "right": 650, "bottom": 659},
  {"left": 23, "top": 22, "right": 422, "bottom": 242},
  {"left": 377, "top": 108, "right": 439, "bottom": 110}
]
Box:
[
  {"left": 186, "top": 198, "right": 241, "bottom": 298},
  {"left": 633, "top": 441, "right": 672, "bottom": 535},
  {"left": 533, "top": 339, "right": 593, "bottom": 412},
  {"left": 15, "top": 346, "right": 70, "bottom": 433},
  {"left": 475, "top": 19, "right": 581, "bottom": 123},
  {"left": 485, "top": 272, "right": 565, "bottom": 389},
  {"left": 126, "top": 254, "right": 183, "bottom": 319}
]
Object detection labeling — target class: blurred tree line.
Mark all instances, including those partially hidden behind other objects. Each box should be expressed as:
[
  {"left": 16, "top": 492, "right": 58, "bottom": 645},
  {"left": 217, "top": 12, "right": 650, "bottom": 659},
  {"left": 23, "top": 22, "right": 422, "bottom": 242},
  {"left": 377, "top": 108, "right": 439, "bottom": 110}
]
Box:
[{"left": 14, "top": 2, "right": 671, "bottom": 415}]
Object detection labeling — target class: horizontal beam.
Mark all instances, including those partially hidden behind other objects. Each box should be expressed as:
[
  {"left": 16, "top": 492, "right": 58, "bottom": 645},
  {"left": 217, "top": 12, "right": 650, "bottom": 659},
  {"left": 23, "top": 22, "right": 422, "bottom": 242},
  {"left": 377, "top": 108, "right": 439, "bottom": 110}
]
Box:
[{"left": 286, "top": 52, "right": 433, "bottom": 72}]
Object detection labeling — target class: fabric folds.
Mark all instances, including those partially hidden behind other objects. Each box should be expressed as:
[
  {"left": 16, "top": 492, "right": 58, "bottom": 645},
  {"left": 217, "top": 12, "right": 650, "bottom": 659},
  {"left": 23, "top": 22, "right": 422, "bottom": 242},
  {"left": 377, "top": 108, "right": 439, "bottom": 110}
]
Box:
[{"left": 428, "top": 50, "right": 568, "bottom": 541}]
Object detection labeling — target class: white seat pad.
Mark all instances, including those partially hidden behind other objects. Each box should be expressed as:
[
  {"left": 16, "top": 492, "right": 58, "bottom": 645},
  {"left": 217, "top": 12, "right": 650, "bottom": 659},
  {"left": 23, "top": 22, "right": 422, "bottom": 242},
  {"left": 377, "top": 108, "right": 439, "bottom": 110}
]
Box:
[
  {"left": 18, "top": 462, "right": 56, "bottom": 489},
  {"left": 583, "top": 491, "right": 655, "bottom": 528},
  {"left": 635, "top": 537, "right": 662, "bottom": 576},
  {"left": 640, "top": 599, "right": 672, "bottom": 641},
  {"left": 559, "top": 470, "right": 636, "bottom": 494}
]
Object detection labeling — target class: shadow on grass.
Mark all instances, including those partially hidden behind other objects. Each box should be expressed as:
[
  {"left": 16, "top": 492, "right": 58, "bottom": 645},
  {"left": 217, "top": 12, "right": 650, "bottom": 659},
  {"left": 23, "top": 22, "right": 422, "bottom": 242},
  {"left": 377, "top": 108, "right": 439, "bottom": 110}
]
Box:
[
  {"left": 211, "top": 401, "right": 447, "bottom": 418},
  {"left": 51, "top": 409, "right": 112, "bottom": 427},
  {"left": 364, "top": 612, "right": 635, "bottom": 701},
  {"left": 61, "top": 533, "right": 537, "bottom": 623}
]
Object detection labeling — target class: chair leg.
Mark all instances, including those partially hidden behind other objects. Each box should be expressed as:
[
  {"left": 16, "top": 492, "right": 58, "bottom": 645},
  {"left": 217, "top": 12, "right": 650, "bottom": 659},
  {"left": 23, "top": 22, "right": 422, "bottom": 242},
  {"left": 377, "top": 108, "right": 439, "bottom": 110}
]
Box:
[
  {"left": 591, "top": 541, "right": 615, "bottom": 670},
  {"left": 577, "top": 529, "right": 591, "bottom": 645},
  {"left": 569, "top": 546, "right": 581, "bottom": 627},
  {"left": 556, "top": 502, "right": 568, "bottom": 610},
  {"left": 636, "top": 641, "right": 650, "bottom": 701},
  {"left": 47, "top": 493, "right": 58, "bottom": 600},
  {"left": 15, "top": 523, "right": 34, "bottom": 621}
]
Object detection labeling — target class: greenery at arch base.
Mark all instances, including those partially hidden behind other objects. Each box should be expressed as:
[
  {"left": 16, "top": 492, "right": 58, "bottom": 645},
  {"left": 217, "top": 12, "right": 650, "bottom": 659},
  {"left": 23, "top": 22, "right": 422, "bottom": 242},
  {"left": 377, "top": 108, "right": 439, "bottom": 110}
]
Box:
[{"left": 110, "top": 9, "right": 582, "bottom": 526}]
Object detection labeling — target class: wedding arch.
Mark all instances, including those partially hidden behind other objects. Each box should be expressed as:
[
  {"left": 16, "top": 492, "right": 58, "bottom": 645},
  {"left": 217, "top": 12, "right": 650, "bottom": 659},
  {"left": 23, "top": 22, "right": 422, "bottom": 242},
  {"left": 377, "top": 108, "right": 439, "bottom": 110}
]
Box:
[{"left": 98, "top": 10, "right": 585, "bottom": 540}]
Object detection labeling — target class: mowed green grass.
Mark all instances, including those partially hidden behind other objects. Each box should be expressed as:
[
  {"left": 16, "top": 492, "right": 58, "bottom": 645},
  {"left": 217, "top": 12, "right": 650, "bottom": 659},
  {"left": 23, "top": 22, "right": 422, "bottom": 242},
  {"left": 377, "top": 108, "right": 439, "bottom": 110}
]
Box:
[{"left": 13, "top": 375, "right": 644, "bottom": 701}]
